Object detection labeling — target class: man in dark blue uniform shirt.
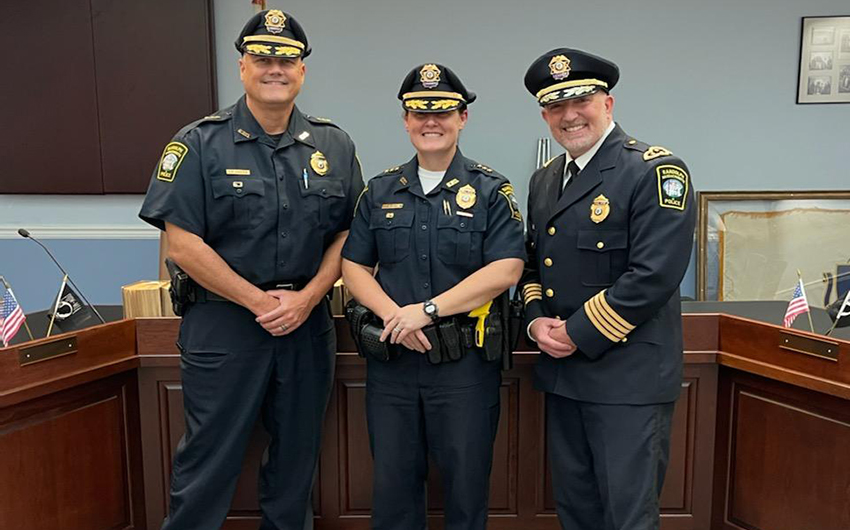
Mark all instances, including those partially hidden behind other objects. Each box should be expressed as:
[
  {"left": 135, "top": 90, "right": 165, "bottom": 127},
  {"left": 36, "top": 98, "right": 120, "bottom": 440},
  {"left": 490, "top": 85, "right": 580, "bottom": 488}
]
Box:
[
  {"left": 341, "top": 64, "right": 525, "bottom": 530},
  {"left": 520, "top": 49, "right": 696, "bottom": 530},
  {"left": 139, "top": 10, "right": 364, "bottom": 529}
]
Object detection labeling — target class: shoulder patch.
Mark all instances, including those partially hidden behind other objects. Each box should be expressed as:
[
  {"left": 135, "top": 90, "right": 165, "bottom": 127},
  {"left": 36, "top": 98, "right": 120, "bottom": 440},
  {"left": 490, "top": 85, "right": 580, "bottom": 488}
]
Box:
[
  {"left": 656, "top": 165, "right": 689, "bottom": 211},
  {"left": 498, "top": 183, "right": 523, "bottom": 222},
  {"left": 156, "top": 142, "right": 189, "bottom": 182},
  {"left": 353, "top": 186, "right": 368, "bottom": 215},
  {"left": 643, "top": 145, "right": 673, "bottom": 161}
]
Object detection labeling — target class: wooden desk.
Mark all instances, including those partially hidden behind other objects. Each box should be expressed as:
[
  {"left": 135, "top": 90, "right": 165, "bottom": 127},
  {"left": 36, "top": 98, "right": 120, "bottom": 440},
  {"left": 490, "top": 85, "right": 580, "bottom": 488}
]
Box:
[{"left": 1, "top": 314, "right": 847, "bottom": 530}]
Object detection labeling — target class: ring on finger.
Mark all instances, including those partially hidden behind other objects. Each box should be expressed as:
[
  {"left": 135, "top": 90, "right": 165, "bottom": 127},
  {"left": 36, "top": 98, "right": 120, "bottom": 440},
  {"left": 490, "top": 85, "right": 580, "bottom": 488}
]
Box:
[
  {"left": 280, "top": 324, "right": 288, "bottom": 332},
  {"left": 393, "top": 326, "right": 403, "bottom": 333}
]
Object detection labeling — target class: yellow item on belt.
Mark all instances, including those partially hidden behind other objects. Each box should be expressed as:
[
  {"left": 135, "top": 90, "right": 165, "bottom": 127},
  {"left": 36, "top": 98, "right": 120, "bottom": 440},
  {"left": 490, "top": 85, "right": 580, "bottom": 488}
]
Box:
[{"left": 467, "top": 300, "right": 493, "bottom": 348}]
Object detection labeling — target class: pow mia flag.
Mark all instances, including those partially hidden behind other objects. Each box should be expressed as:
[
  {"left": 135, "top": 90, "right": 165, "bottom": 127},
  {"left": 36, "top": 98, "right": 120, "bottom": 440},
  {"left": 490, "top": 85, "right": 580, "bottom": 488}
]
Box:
[{"left": 48, "top": 278, "right": 100, "bottom": 334}]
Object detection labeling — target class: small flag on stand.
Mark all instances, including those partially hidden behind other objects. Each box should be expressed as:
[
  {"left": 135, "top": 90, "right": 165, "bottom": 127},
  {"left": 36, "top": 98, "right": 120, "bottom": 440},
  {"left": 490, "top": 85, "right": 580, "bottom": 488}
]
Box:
[
  {"left": 1, "top": 289, "right": 26, "bottom": 347},
  {"left": 783, "top": 279, "right": 810, "bottom": 328}
]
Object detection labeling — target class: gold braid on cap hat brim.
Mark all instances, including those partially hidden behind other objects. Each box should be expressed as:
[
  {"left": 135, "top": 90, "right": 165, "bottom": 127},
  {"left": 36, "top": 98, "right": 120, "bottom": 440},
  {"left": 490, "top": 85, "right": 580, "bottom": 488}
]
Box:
[
  {"left": 535, "top": 78, "right": 609, "bottom": 100},
  {"left": 242, "top": 35, "right": 306, "bottom": 50},
  {"left": 402, "top": 91, "right": 466, "bottom": 102}
]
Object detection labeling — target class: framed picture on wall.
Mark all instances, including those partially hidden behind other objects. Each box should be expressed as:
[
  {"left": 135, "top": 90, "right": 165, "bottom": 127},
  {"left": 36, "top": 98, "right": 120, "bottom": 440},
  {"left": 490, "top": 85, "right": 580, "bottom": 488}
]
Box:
[
  {"left": 797, "top": 16, "right": 850, "bottom": 103},
  {"left": 696, "top": 191, "right": 850, "bottom": 304}
]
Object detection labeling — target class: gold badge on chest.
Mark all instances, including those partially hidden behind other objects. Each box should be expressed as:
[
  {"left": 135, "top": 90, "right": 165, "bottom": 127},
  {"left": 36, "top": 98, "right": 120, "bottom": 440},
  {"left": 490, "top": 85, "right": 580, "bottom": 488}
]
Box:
[
  {"left": 590, "top": 194, "right": 610, "bottom": 224},
  {"left": 310, "top": 151, "right": 329, "bottom": 175},
  {"left": 456, "top": 184, "right": 477, "bottom": 209}
]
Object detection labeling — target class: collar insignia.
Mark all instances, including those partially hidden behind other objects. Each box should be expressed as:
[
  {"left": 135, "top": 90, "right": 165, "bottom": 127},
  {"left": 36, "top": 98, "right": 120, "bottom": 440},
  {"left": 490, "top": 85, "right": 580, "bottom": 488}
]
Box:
[
  {"left": 420, "top": 64, "right": 441, "bottom": 89},
  {"left": 298, "top": 131, "right": 310, "bottom": 141},
  {"left": 264, "top": 10, "right": 287, "bottom": 34},
  {"left": 399, "top": 176, "right": 408, "bottom": 186},
  {"left": 237, "top": 128, "right": 252, "bottom": 139},
  {"left": 446, "top": 178, "right": 460, "bottom": 188}
]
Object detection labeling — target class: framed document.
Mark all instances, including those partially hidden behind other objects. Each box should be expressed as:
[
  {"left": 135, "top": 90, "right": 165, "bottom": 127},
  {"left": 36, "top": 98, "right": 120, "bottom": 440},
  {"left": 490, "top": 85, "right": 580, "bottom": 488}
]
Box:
[
  {"left": 697, "top": 191, "right": 850, "bottom": 305},
  {"left": 797, "top": 16, "right": 850, "bottom": 103}
]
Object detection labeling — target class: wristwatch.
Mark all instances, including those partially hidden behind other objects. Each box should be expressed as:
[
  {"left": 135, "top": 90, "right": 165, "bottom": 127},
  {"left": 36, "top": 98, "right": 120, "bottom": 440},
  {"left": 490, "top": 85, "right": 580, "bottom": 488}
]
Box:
[{"left": 423, "top": 300, "right": 439, "bottom": 322}]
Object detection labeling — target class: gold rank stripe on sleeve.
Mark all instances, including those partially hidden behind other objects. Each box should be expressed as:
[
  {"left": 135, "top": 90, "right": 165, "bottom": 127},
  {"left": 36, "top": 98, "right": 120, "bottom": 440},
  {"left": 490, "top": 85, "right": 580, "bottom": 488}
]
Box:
[
  {"left": 583, "top": 290, "right": 635, "bottom": 342},
  {"left": 522, "top": 283, "right": 543, "bottom": 306}
]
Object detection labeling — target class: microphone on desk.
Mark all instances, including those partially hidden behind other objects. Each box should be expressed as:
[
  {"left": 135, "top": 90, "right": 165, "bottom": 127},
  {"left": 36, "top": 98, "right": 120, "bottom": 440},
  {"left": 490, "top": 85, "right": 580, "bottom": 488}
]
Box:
[{"left": 18, "top": 228, "right": 106, "bottom": 325}]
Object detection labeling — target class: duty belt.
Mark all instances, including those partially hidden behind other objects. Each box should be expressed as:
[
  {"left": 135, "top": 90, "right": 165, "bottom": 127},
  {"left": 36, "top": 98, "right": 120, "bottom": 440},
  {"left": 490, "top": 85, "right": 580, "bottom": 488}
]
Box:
[{"left": 195, "top": 281, "right": 305, "bottom": 303}]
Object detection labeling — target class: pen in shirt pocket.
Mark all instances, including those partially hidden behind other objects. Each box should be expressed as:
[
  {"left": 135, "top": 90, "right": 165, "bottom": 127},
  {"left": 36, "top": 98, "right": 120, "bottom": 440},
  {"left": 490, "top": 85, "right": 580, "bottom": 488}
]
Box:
[{"left": 302, "top": 168, "right": 309, "bottom": 189}]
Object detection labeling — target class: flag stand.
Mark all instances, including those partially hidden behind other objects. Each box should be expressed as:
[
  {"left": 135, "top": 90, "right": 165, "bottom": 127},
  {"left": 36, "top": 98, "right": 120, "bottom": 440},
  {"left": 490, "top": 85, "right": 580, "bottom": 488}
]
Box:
[
  {"left": 46, "top": 275, "right": 69, "bottom": 338},
  {"left": 797, "top": 270, "right": 815, "bottom": 333}
]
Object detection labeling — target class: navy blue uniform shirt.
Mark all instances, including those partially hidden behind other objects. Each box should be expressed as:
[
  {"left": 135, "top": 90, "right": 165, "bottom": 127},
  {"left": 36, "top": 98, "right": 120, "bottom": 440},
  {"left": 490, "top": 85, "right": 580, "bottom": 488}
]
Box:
[
  {"left": 343, "top": 150, "right": 525, "bottom": 306},
  {"left": 140, "top": 96, "right": 364, "bottom": 285}
]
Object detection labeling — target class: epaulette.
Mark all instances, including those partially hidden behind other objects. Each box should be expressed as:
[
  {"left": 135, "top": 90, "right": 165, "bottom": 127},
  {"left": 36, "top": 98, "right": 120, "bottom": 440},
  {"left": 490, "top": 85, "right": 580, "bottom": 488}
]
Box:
[
  {"left": 201, "top": 112, "right": 231, "bottom": 122},
  {"left": 379, "top": 165, "right": 403, "bottom": 176},
  {"left": 542, "top": 155, "right": 559, "bottom": 168},
  {"left": 468, "top": 162, "right": 501, "bottom": 176},
  {"left": 305, "top": 115, "right": 341, "bottom": 128},
  {"left": 624, "top": 138, "right": 674, "bottom": 162}
]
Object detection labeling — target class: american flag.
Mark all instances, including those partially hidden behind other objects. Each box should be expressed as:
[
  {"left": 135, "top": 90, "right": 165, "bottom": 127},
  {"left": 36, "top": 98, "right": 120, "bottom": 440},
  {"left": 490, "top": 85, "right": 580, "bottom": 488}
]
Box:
[
  {"left": 783, "top": 280, "right": 810, "bottom": 328},
  {"left": 1, "top": 289, "right": 26, "bottom": 347}
]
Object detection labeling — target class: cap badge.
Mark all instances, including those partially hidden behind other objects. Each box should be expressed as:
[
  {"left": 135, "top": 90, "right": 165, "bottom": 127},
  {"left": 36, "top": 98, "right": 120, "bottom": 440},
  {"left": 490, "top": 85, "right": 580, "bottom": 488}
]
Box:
[
  {"left": 420, "top": 64, "right": 441, "bottom": 89},
  {"left": 456, "top": 184, "right": 477, "bottom": 209},
  {"left": 549, "top": 55, "right": 571, "bottom": 80},
  {"left": 264, "top": 10, "right": 287, "bottom": 34},
  {"left": 590, "top": 194, "right": 610, "bottom": 224},
  {"left": 310, "top": 151, "right": 329, "bottom": 175}
]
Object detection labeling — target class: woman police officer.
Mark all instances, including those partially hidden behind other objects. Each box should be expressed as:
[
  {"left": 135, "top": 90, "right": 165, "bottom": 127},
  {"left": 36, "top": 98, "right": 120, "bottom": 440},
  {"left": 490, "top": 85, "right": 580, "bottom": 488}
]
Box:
[{"left": 341, "top": 64, "right": 525, "bottom": 530}]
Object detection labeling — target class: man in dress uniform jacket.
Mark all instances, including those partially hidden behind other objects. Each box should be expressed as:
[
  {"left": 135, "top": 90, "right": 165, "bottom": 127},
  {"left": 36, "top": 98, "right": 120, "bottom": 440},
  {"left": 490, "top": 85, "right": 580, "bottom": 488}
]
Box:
[
  {"left": 139, "top": 10, "right": 364, "bottom": 529},
  {"left": 520, "top": 48, "right": 696, "bottom": 530}
]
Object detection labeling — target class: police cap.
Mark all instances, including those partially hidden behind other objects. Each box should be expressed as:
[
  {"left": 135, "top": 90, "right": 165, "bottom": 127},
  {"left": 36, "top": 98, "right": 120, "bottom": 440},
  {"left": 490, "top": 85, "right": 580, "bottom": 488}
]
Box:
[
  {"left": 524, "top": 48, "right": 619, "bottom": 106},
  {"left": 398, "top": 64, "right": 476, "bottom": 113},
  {"left": 234, "top": 9, "right": 311, "bottom": 59}
]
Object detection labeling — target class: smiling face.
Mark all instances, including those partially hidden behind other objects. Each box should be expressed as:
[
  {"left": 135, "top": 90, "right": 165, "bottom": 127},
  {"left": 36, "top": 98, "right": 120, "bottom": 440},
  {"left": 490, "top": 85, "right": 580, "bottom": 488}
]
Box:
[
  {"left": 239, "top": 54, "right": 306, "bottom": 109},
  {"left": 403, "top": 109, "right": 468, "bottom": 158},
  {"left": 541, "top": 91, "right": 613, "bottom": 158}
]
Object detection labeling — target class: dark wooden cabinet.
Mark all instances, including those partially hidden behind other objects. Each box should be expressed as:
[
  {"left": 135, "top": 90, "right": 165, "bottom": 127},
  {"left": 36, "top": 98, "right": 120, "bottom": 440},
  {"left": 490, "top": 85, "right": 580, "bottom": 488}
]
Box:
[{"left": 0, "top": 0, "right": 216, "bottom": 194}]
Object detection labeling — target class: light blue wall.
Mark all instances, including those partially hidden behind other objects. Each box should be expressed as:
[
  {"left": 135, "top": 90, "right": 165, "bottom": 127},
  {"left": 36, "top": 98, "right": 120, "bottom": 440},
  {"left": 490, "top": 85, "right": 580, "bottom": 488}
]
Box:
[{"left": 2, "top": 0, "right": 847, "bottom": 311}]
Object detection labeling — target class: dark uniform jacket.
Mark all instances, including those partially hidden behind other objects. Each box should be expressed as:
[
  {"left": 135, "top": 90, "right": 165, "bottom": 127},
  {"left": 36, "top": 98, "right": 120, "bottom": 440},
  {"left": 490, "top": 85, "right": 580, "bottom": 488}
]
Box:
[
  {"left": 521, "top": 124, "right": 696, "bottom": 404},
  {"left": 140, "top": 95, "right": 364, "bottom": 286},
  {"left": 343, "top": 150, "right": 526, "bottom": 307}
]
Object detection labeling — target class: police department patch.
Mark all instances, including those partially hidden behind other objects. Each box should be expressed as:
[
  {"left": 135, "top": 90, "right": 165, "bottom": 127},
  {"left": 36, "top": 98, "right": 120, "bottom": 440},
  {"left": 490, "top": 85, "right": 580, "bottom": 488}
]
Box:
[
  {"left": 498, "top": 183, "right": 523, "bottom": 222},
  {"left": 656, "top": 165, "right": 688, "bottom": 210},
  {"left": 156, "top": 142, "right": 188, "bottom": 182}
]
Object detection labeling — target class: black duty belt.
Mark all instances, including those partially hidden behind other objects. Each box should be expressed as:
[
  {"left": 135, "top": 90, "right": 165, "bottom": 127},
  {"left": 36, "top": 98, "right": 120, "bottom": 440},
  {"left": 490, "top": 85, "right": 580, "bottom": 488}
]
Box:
[{"left": 195, "top": 281, "right": 305, "bottom": 303}]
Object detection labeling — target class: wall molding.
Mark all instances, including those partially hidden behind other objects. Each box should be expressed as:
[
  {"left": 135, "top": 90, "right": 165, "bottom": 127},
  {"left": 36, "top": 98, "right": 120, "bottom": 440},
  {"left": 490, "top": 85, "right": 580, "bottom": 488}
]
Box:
[{"left": 0, "top": 225, "right": 159, "bottom": 240}]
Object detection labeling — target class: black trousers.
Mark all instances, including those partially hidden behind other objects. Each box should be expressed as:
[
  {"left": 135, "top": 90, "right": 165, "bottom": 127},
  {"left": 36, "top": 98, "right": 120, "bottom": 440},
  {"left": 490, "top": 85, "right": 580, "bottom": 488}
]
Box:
[
  {"left": 161, "top": 300, "right": 335, "bottom": 530},
  {"left": 546, "top": 394, "right": 675, "bottom": 530},
  {"left": 366, "top": 349, "right": 501, "bottom": 530}
]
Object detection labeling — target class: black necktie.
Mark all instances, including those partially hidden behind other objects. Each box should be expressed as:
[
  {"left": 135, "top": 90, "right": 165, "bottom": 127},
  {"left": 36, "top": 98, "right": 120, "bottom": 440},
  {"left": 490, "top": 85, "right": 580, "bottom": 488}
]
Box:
[{"left": 560, "top": 161, "right": 580, "bottom": 199}]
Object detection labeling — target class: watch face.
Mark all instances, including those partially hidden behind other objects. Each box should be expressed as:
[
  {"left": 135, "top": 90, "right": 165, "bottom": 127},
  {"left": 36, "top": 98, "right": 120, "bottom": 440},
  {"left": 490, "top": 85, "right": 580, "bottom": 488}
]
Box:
[{"left": 425, "top": 304, "right": 436, "bottom": 315}]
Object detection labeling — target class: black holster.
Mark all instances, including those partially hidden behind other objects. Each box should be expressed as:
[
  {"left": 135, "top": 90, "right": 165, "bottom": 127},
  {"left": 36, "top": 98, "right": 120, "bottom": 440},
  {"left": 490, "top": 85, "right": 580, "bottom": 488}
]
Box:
[
  {"left": 344, "top": 300, "right": 399, "bottom": 362},
  {"left": 165, "top": 258, "right": 195, "bottom": 316}
]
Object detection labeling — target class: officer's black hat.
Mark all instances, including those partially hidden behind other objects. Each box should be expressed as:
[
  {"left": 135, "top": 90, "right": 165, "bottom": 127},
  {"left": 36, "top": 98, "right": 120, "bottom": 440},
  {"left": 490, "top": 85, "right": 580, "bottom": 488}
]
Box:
[
  {"left": 524, "top": 48, "right": 619, "bottom": 106},
  {"left": 234, "top": 9, "right": 311, "bottom": 59},
  {"left": 398, "top": 64, "right": 476, "bottom": 113}
]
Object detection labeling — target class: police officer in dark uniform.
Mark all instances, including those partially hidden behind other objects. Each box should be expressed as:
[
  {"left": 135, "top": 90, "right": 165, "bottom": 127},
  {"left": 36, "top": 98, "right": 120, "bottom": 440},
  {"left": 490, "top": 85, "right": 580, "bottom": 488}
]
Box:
[
  {"left": 139, "top": 10, "right": 364, "bottom": 529},
  {"left": 519, "top": 49, "right": 696, "bottom": 530},
  {"left": 340, "top": 64, "right": 525, "bottom": 530}
]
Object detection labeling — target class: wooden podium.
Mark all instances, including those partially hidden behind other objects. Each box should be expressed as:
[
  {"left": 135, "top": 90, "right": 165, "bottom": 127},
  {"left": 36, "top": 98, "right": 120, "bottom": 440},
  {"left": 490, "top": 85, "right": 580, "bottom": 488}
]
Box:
[{"left": 1, "top": 314, "right": 848, "bottom": 530}]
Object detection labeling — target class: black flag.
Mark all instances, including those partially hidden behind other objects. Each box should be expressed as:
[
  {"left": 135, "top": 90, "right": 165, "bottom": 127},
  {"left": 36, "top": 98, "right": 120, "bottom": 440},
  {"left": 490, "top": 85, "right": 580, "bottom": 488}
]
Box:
[{"left": 49, "top": 280, "right": 100, "bottom": 333}]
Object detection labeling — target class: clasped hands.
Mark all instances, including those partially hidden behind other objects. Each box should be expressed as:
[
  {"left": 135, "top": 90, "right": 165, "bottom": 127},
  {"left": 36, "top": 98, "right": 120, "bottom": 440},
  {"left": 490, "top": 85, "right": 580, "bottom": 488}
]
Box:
[
  {"left": 254, "top": 289, "right": 315, "bottom": 337},
  {"left": 530, "top": 317, "right": 577, "bottom": 358},
  {"left": 378, "top": 303, "right": 433, "bottom": 353}
]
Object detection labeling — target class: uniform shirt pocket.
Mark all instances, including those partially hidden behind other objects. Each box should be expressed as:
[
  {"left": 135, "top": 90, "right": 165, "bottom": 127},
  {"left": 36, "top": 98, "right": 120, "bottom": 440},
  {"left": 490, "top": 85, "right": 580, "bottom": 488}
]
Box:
[
  {"left": 299, "top": 178, "right": 346, "bottom": 229},
  {"left": 210, "top": 176, "right": 266, "bottom": 230},
  {"left": 437, "top": 213, "right": 487, "bottom": 267},
  {"left": 576, "top": 229, "right": 628, "bottom": 286},
  {"left": 370, "top": 209, "right": 414, "bottom": 264}
]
